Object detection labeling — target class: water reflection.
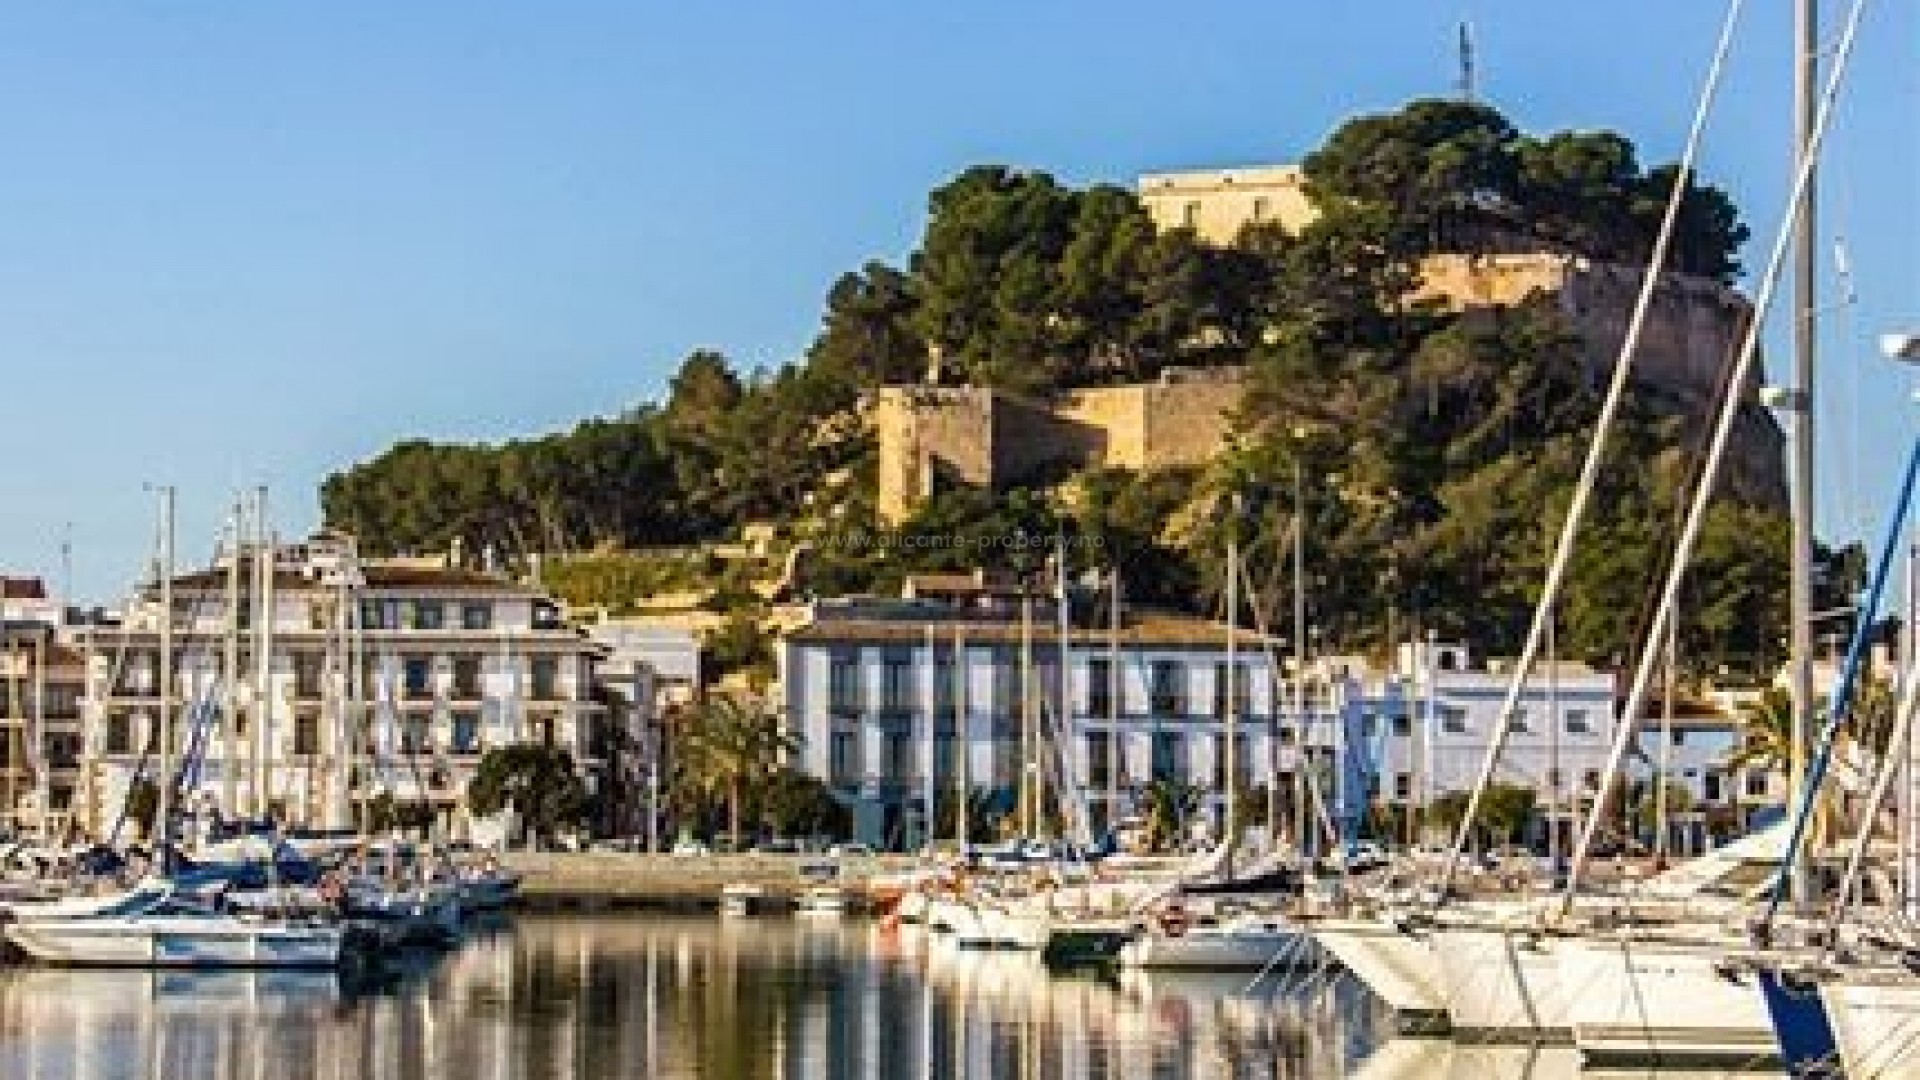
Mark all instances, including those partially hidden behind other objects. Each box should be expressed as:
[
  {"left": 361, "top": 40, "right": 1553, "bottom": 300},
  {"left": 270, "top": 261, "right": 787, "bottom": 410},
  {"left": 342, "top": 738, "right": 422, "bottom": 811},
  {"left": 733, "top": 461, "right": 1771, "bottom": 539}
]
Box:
[{"left": 0, "top": 914, "right": 1386, "bottom": 1080}]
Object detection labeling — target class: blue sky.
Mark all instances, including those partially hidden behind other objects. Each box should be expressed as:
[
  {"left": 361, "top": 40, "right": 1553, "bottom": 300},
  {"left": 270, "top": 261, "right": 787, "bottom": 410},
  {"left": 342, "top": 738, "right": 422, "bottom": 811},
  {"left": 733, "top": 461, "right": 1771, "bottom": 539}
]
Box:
[{"left": 0, "top": 2, "right": 1913, "bottom": 602}]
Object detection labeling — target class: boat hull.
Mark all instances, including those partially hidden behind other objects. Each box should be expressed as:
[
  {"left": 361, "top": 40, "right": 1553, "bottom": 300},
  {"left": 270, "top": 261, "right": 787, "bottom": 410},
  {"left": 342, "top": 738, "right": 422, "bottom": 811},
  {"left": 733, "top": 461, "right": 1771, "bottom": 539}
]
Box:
[
  {"left": 1431, "top": 927, "right": 1572, "bottom": 1041},
  {"left": 1310, "top": 919, "right": 1449, "bottom": 1035},
  {"left": 1557, "top": 934, "right": 1775, "bottom": 1068},
  {"left": 5, "top": 918, "right": 344, "bottom": 969},
  {"left": 1822, "top": 975, "right": 1920, "bottom": 1079}
]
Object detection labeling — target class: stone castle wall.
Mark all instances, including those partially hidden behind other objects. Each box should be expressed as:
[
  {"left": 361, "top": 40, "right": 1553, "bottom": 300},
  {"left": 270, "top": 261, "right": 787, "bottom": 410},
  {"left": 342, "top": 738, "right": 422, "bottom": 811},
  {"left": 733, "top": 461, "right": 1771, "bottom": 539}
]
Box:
[{"left": 874, "top": 373, "right": 1244, "bottom": 524}]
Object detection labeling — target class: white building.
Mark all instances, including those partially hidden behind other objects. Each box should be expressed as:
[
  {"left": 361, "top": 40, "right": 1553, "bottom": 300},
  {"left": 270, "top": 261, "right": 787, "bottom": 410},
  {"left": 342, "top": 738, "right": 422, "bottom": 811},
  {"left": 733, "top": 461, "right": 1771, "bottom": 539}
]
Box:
[
  {"left": 779, "top": 590, "right": 1625, "bottom": 851},
  {"left": 76, "top": 533, "right": 608, "bottom": 839}
]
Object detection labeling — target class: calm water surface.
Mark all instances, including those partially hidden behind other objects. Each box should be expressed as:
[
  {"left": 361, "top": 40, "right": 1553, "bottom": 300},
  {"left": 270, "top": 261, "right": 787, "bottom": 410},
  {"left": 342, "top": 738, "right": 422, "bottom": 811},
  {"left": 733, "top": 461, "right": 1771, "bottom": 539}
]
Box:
[{"left": 0, "top": 913, "right": 1724, "bottom": 1079}]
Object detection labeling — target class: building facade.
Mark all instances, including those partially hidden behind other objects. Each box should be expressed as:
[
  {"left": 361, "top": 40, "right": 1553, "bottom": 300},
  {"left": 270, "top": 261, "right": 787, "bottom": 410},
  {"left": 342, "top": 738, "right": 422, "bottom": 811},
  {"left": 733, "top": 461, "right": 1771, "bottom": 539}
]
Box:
[
  {"left": 0, "top": 617, "right": 87, "bottom": 838},
  {"left": 780, "top": 592, "right": 1624, "bottom": 851},
  {"left": 75, "top": 534, "right": 608, "bottom": 839}
]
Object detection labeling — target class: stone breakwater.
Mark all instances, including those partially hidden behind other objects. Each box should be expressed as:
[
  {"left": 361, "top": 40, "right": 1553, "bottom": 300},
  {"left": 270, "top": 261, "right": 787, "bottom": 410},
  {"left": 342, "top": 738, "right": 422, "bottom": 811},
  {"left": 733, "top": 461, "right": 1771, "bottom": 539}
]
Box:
[{"left": 499, "top": 852, "right": 921, "bottom": 908}]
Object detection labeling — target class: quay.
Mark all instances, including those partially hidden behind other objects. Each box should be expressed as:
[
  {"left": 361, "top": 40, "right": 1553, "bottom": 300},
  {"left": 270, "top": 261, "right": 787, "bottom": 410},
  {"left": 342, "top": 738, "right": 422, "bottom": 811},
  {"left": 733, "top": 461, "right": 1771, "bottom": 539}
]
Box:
[{"left": 499, "top": 853, "right": 919, "bottom": 909}]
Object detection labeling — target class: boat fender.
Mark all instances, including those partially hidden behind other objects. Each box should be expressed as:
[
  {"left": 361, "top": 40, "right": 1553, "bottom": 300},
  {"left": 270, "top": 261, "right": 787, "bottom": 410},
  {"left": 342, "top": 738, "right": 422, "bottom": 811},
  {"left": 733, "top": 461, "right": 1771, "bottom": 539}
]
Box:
[{"left": 319, "top": 871, "right": 347, "bottom": 906}]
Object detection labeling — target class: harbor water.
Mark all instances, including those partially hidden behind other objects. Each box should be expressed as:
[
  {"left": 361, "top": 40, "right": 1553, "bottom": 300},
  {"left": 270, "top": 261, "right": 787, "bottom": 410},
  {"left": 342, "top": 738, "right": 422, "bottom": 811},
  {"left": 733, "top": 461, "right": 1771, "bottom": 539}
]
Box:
[
  {"left": 0, "top": 912, "right": 1793, "bottom": 1078},
  {"left": 0, "top": 912, "right": 1390, "bottom": 1080}
]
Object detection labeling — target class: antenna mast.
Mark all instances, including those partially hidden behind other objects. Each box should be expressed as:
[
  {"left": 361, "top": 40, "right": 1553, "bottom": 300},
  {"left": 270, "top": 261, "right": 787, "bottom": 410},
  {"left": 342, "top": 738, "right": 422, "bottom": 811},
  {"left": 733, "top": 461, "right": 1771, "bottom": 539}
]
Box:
[{"left": 1456, "top": 21, "right": 1477, "bottom": 102}]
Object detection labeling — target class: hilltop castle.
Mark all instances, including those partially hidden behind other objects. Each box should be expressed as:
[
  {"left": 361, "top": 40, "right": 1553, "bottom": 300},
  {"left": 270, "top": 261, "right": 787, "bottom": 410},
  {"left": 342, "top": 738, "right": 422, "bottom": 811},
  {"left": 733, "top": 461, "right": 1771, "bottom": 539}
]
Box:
[{"left": 874, "top": 165, "right": 1786, "bottom": 524}]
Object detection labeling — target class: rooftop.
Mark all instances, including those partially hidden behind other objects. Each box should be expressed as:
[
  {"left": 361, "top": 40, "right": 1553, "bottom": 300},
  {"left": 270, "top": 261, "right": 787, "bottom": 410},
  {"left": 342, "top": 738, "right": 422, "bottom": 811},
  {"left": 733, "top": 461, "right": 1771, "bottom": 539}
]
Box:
[{"left": 787, "top": 601, "right": 1276, "bottom": 651}]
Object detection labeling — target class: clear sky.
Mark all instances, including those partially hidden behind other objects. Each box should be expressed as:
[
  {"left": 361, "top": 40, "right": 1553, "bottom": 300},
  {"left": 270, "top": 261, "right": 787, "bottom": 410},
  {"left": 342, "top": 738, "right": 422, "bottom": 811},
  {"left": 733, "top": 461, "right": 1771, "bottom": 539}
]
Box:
[{"left": 0, "top": 1, "right": 1913, "bottom": 603}]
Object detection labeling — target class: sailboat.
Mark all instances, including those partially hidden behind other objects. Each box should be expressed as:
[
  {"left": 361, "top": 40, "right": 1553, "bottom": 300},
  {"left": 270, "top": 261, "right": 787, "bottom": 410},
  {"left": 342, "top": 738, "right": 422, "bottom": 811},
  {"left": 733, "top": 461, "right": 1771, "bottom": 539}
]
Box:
[
  {"left": 1314, "top": 0, "right": 1871, "bottom": 1058},
  {"left": 6, "top": 490, "right": 355, "bottom": 971}
]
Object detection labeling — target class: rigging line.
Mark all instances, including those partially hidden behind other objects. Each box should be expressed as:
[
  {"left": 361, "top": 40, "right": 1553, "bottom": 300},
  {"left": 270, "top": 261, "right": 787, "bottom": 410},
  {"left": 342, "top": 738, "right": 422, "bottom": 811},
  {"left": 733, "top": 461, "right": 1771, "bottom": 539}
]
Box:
[
  {"left": 1562, "top": 0, "right": 1875, "bottom": 919},
  {"left": 1768, "top": 408, "right": 1920, "bottom": 923},
  {"left": 1436, "top": 0, "right": 1752, "bottom": 908}
]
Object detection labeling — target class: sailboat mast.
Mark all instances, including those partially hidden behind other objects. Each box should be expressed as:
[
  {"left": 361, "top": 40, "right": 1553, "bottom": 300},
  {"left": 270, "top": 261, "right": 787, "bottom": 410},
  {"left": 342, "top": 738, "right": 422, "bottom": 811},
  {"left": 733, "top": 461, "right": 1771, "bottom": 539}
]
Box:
[
  {"left": 1055, "top": 535, "right": 1074, "bottom": 846},
  {"left": 953, "top": 626, "right": 969, "bottom": 847},
  {"left": 154, "top": 486, "right": 176, "bottom": 862},
  {"left": 1019, "top": 591, "right": 1034, "bottom": 838},
  {"left": 1787, "top": 0, "right": 1819, "bottom": 910},
  {"left": 221, "top": 496, "right": 243, "bottom": 819},
  {"left": 1224, "top": 503, "right": 1239, "bottom": 879},
  {"left": 1108, "top": 570, "right": 1120, "bottom": 840},
  {"left": 1657, "top": 612, "right": 1676, "bottom": 861},
  {"left": 922, "top": 624, "right": 935, "bottom": 853},
  {"left": 1292, "top": 465, "right": 1308, "bottom": 858},
  {"left": 253, "top": 487, "right": 273, "bottom": 821}
]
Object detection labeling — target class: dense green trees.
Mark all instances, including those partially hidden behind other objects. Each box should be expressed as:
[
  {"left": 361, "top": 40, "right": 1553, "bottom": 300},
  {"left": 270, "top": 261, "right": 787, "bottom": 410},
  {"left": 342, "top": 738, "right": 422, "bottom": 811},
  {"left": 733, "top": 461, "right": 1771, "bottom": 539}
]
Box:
[
  {"left": 466, "top": 744, "right": 590, "bottom": 848},
  {"left": 323, "top": 95, "right": 1812, "bottom": 678}
]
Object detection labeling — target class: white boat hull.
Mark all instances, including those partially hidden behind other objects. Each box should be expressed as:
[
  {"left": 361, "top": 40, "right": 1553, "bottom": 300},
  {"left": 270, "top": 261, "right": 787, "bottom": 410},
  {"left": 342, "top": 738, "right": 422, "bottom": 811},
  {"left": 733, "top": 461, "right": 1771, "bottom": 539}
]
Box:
[
  {"left": 1310, "top": 919, "right": 1449, "bottom": 1033},
  {"left": 1431, "top": 927, "right": 1572, "bottom": 1040},
  {"left": 6, "top": 917, "right": 344, "bottom": 969},
  {"left": 1557, "top": 933, "right": 1775, "bottom": 1067},
  {"left": 1823, "top": 975, "right": 1920, "bottom": 1079}
]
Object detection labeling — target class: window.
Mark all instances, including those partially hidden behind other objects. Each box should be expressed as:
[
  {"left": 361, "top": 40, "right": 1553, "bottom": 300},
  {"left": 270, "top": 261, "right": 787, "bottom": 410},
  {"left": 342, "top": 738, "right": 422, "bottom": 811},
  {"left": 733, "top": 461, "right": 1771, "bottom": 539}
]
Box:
[
  {"left": 530, "top": 657, "right": 559, "bottom": 701},
  {"left": 881, "top": 647, "right": 915, "bottom": 717},
  {"left": 1704, "top": 771, "right": 1724, "bottom": 802},
  {"left": 44, "top": 734, "right": 79, "bottom": 769},
  {"left": 1394, "top": 772, "right": 1412, "bottom": 800},
  {"left": 1251, "top": 196, "right": 1271, "bottom": 221},
  {"left": 1182, "top": 200, "right": 1201, "bottom": 228},
  {"left": 1391, "top": 714, "right": 1412, "bottom": 737},
  {"left": 1582, "top": 769, "right": 1602, "bottom": 791},
  {"left": 402, "top": 716, "right": 430, "bottom": 755},
  {"left": 1277, "top": 724, "right": 1296, "bottom": 745},
  {"left": 461, "top": 603, "right": 493, "bottom": 631},
  {"left": 1087, "top": 657, "right": 1114, "bottom": 717},
  {"left": 830, "top": 730, "right": 860, "bottom": 785},
  {"left": 1440, "top": 706, "right": 1468, "bottom": 734},
  {"left": 1746, "top": 770, "right": 1770, "bottom": 798},
  {"left": 1229, "top": 733, "right": 1251, "bottom": 788},
  {"left": 1507, "top": 709, "right": 1530, "bottom": 734},
  {"left": 43, "top": 685, "right": 81, "bottom": 720},
  {"left": 1670, "top": 727, "right": 1686, "bottom": 746},
  {"left": 1151, "top": 730, "right": 1185, "bottom": 782},
  {"left": 452, "top": 655, "right": 482, "bottom": 699},
  {"left": 294, "top": 714, "right": 320, "bottom": 756},
  {"left": 933, "top": 648, "right": 956, "bottom": 718},
  {"left": 105, "top": 714, "right": 133, "bottom": 756},
  {"left": 1212, "top": 662, "right": 1252, "bottom": 719},
  {"left": 402, "top": 656, "right": 432, "bottom": 699},
  {"left": 828, "top": 650, "right": 863, "bottom": 717},
  {"left": 293, "top": 652, "right": 323, "bottom": 698},
  {"left": 884, "top": 729, "right": 915, "bottom": 781},
  {"left": 1150, "top": 661, "right": 1187, "bottom": 717},
  {"left": 934, "top": 731, "right": 958, "bottom": 782},
  {"left": 1088, "top": 733, "right": 1111, "bottom": 787},
  {"left": 1360, "top": 712, "right": 1378, "bottom": 738},
  {"left": 991, "top": 648, "right": 1019, "bottom": 717},
  {"left": 452, "top": 712, "right": 480, "bottom": 755},
  {"left": 1565, "top": 710, "right": 1592, "bottom": 735},
  {"left": 416, "top": 601, "right": 445, "bottom": 631},
  {"left": 359, "top": 600, "right": 395, "bottom": 631}
]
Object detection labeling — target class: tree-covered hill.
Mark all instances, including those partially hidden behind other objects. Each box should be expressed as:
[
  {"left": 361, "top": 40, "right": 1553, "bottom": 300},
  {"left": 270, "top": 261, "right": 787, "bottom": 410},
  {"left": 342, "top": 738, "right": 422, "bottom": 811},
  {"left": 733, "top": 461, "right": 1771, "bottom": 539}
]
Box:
[{"left": 322, "top": 98, "right": 1829, "bottom": 677}]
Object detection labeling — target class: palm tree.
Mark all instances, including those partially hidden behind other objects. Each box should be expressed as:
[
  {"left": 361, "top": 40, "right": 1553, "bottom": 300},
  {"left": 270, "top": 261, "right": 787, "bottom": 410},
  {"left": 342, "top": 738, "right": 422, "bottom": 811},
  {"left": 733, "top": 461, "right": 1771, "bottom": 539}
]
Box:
[
  {"left": 1726, "top": 686, "right": 1793, "bottom": 777},
  {"left": 674, "top": 694, "right": 798, "bottom": 850}
]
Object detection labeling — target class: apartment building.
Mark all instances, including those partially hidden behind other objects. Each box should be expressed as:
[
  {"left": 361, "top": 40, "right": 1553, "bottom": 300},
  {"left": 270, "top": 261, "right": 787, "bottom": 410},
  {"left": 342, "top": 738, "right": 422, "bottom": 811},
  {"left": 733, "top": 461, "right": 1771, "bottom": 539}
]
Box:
[{"left": 75, "top": 533, "right": 607, "bottom": 839}]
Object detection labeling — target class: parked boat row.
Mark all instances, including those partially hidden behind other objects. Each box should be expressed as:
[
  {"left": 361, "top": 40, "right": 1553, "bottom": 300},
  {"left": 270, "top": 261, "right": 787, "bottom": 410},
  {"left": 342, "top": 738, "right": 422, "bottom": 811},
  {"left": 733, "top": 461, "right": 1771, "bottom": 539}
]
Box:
[{"left": 0, "top": 842, "right": 520, "bottom": 971}]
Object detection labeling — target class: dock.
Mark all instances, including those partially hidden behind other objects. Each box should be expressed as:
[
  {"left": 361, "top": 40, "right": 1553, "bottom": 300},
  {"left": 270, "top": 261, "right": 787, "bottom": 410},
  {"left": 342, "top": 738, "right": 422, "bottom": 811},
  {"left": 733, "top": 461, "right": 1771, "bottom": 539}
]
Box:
[{"left": 499, "top": 852, "right": 919, "bottom": 909}]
